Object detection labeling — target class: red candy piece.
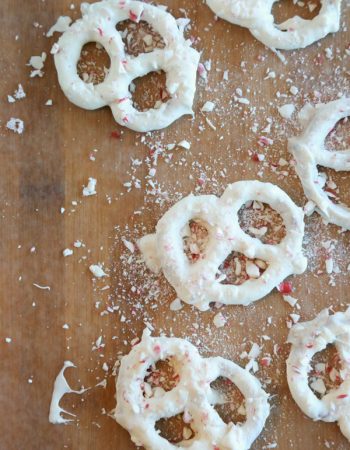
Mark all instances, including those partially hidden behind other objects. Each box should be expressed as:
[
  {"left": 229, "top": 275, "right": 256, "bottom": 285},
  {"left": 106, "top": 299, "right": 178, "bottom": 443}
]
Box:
[{"left": 277, "top": 281, "right": 293, "bottom": 294}]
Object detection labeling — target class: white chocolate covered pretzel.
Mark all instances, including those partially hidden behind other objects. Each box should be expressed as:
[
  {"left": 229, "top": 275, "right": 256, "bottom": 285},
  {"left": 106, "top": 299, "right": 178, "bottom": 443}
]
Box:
[
  {"left": 289, "top": 98, "right": 350, "bottom": 230},
  {"left": 138, "top": 180, "right": 307, "bottom": 311},
  {"left": 206, "top": 0, "right": 341, "bottom": 50},
  {"left": 53, "top": 0, "right": 200, "bottom": 132},
  {"left": 287, "top": 308, "right": 350, "bottom": 442},
  {"left": 206, "top": 0, "right": 263, "bottom": 29},
  {"left": 115, "top": 329, "right": 270, "bottom": 450}
]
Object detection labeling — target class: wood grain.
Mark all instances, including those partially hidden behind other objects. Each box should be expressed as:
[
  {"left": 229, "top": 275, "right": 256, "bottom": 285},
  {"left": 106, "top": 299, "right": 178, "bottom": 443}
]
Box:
[{"left": 0, "top": 1, "right": 349, "bottom": 449}]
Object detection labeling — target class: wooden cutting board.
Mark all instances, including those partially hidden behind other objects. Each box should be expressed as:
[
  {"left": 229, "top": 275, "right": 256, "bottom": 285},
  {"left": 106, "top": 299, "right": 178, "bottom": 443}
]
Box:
[{"left": 1, "top": 0, "right": 349, "bottom": 449}]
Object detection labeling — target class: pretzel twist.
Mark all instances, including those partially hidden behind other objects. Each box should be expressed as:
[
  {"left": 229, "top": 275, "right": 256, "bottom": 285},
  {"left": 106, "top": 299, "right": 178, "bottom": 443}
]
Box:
[
  {"left": 115, "top": 329, "right": 270, "bottom": 450},
  {"left": 289, "top": 98, "right": 350, "bottom": 230},
  {"left": 206, "top": 0, "right": 341, "bottom": 50},
  {"left": 53, "top": 0, "right": 200, "bottom": 132},
  {"left": 139, "top": 180, "right": 307, "bottom": 311},
  {"left": 287, "top": 308, "right": 350, "bottom": 442}
]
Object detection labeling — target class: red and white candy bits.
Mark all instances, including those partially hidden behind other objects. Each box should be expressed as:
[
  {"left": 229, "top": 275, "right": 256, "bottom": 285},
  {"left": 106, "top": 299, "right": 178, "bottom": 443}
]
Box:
[
  {"left": 206, "top": 0, "right": 341, "bottom": 50},
  {"left": 287, "top": 308, "right": 350, "bottom": 443},
  {"left": 115, "top": 328, "right": 270, "bottom": 450},
  {"left": 138, "top": 180, "right": 307, "bottom": 311},
  {"left": 53, "top": 0, "right": 200, "bottom": 132},
  {"left": 289, "top": 98, "right": 350, "bottom": 230}
]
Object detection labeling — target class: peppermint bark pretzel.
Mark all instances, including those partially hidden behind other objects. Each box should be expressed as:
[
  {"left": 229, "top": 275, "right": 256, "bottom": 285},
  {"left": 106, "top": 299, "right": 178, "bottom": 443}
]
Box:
[
  {"left": 115, "top": 329, "right": 270, "bottom": 450},
  {"left": 287, "top": 308, "right": 350, "bottom": 442},
  {"left": 53, "top": 0, "right": 200, "bottom": 132},
  {"left": 289, "top": 98, "right": 350, "bottom": 230},
  {"left": 138, "top": 180, "right": 307, "bottom": 311},
  {"left": 206, "top": 0, "right": 341, "bottom": 50}
]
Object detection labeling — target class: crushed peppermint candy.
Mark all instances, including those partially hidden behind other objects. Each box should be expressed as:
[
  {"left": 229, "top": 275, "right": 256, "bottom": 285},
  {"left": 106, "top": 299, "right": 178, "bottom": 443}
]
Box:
[
  {"left": 278, "top": 104, "right": 295, "bottom": 120},
  {"left": 201, "top": 101, "right": 215, "bottom": 112},
  {"left": 82, "top": 178, "right": 97, "bottom": 196},
  {"left": 6, "top": 118, "right": 24, "bottom": 134},
  {"left": 28, "top": 52, "right": 46, "bottom": 77},
  {"left": 213, "top": 312, "right": 227, "bottom": 328},
  {"left": 89, "top": 265, "right": 107, "bottom": 278},
  {"left": 177, "top": 140, "right": 191, "bottom": 150},
  {"left": 169, "top": 298, "right": 183, "bottom": 311},
  {"left": 8, "top": 84, "right": 26, "bottom": 103}
]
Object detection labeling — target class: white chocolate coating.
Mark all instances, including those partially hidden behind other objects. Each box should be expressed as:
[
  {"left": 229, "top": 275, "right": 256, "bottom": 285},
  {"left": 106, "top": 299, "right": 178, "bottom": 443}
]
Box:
[
  {"left": 289, "top": 98, "right": 350, "bottom": 230},
  {"left": 115, "top": 329, "right": 270, "bottom": 450},
  {"left": 287, "top": 308, "right": 350, "bottom": 442},
  {"left": 139, "top": 180, "right": 307, "bottom": 311},
  {"left": 206, "top": 0, "right": 262, "bottom": 28},
  {"left": 54, "top": 0, "right": 200, "bottom": 132},
  {"left": 49, "top": 361, "right": 87, "bottom": 424},
  {"left": 206, "top": 0, "right": 341, "bottom": 50}
]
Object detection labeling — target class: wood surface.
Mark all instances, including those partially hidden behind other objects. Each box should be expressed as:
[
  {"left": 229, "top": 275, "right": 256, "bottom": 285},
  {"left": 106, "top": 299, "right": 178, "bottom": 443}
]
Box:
[{"left": 0, "top": 1, "right": 349, "bottom": 449}]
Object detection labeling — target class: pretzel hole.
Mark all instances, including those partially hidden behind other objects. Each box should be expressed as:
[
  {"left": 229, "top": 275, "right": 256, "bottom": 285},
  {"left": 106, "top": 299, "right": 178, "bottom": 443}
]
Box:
[
  {"left": 218, "top": 252, "right": 267, "bottom": 285},
  {"left": 116, "top": 20, "right": 165, "bottom": 57},
  {"left": 238, "top": 201, "right": 286, "bottom": 245},
  {"left": 182, "top": 219, "right": 210, "bottom": 264},
  {"left": 272, "top": 0, "right": 321, "bottom": 26},
  {"left": 143, "top": 358, "right": 179, "bottom": 398},
  {"left": 325, "top": 117, "right": 350, "bottom": 152},
  {"left": 210, "top": 377, "right": 246, "bottom": 425},
  {"left": 318, "top": 167, "right": 350, "bottom": 208},
  {"left": 131, "top": 71, "right": 170, "bottom": 112},
  {"left": 308, "top": 345, "right": 344, "bottom": 399},
  {"left": 77, "top": 42, "right": 110, "bottom": 85},
  {"left": 155, "top": 413, "right": 195, "bottom": 444}
]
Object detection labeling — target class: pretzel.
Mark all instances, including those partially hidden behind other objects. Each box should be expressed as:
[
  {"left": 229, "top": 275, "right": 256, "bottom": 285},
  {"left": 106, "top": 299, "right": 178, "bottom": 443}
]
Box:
[
  {"left": 138, "top": 180, "right": 307, "bottom": 311},
  {"left": 53, "top": 0, "right": 200, "bottom": 132},
  {"left": 206, "top": 0, "right": 341, "bottom": 50},
  {"left": 206, "top": 0, "right": 262, "bottom": 29},
  {"left": 115, "top": 328, "right": 270, "bottom": 450},
  {"left": 289, "top": 98, "right": 350, "bottom": 230},
  {"left": 287, "top": 308, "right": 350, "bottom": 442}
]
